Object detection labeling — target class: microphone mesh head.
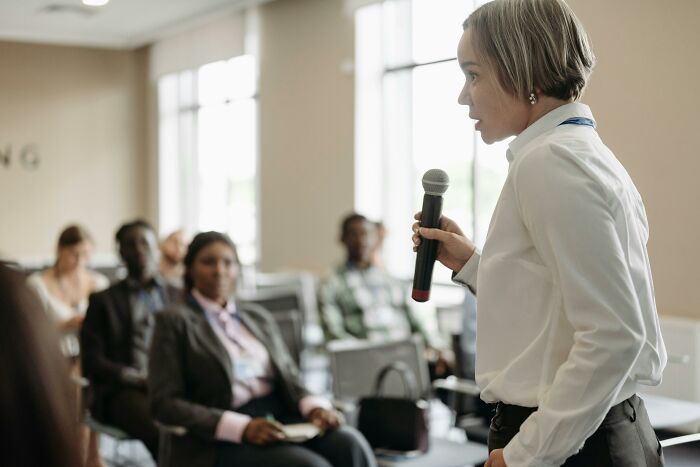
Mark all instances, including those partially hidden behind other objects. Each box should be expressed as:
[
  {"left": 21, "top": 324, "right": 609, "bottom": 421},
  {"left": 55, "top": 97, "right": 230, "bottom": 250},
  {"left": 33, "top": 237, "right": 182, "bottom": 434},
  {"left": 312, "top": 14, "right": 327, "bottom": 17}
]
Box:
[{"left": 422, "top": 169, "right": 449, "bottom": 196}]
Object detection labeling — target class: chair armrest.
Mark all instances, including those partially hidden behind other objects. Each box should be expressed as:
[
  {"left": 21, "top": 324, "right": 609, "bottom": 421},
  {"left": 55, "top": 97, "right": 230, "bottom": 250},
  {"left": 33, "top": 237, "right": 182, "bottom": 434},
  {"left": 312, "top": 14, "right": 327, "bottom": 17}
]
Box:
[
  {"left": 155, "top": 421, "right": 188, "bottom": 437},
  {"left": 660, "top": 432, "right": 700, "bottom": 448},
  {"left": 432, "top": 376, "right": 480, "bottom": 397}
]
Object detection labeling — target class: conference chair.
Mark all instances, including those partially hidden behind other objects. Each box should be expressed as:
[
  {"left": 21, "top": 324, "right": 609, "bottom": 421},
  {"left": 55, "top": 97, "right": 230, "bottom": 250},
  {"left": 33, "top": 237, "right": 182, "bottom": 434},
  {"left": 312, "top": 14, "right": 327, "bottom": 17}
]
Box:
[
  {"left": 327, "top": 336, "right": 489, "bottom": 467},
  {"left": 85, "top": 413, "right": 141, "bottom": 467},
  {"left": 73, "top": 375, "right": 144, "bottom": 467},
  {"left": 239, "top": 288, "right": 305, "bottom": 365},
  {"left": 252, "top": 271, "right": 320, "bottom": 325}
]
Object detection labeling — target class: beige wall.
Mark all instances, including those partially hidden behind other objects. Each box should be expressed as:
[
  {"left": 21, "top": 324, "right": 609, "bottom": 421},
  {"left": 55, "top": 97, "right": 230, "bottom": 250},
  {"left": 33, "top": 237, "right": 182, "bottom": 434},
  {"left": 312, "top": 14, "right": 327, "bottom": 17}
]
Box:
[
  {"left": 0, "top": 41, "right": 149, "bottom": 263},
  {"left": 1, "top": 0, "right": 697, "bottom": 319},
  {"left": 258, "top": 0, "right": 355, "bottom": 273},
  {"left": 568, "top": 0, "right": 700, "bottom": 318}
]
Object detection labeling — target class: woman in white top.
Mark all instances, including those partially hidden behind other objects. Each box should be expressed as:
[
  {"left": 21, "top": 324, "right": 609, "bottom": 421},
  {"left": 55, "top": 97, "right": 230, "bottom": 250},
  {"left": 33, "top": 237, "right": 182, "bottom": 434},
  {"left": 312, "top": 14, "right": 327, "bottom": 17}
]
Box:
[
  {"left": 412, "top": 1, "right": 666, "bottom": 466},
  {"left": 27, "top": 224, "right": 109, "bottom": 467},
  {"left": 28, "top": 225, "right": 109, "bottom": 356}
]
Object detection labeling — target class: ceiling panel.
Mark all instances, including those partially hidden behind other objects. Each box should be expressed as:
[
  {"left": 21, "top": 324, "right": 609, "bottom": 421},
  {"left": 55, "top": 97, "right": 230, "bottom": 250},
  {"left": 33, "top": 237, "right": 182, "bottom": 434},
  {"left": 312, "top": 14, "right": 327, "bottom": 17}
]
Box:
[{"left": 0, "top": 0, "right": 260, "bottom": 49}]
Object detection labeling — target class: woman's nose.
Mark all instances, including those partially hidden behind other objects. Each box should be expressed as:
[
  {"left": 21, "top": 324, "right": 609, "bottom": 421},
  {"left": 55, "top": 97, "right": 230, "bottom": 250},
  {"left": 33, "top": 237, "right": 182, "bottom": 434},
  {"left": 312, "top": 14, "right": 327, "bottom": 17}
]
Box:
[{"left": 458, "top": 84, "right": 470, "bottom": 106}]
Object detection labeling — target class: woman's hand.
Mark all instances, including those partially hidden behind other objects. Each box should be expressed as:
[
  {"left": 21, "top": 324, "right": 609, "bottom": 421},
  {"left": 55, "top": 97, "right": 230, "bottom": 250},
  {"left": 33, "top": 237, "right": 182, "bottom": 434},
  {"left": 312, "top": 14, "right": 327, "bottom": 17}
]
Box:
[
  {"left": 243, "top": 418, "right": 285, "bottom": 445},
  {"left": 308, "top": 407, "right": 344, "bottom": 431},
  {"left": 485, "top": 448, "right": 508, "bottom": 467},
  {"left": 412, "top": 212, "right": 476, "bottom": 273}
]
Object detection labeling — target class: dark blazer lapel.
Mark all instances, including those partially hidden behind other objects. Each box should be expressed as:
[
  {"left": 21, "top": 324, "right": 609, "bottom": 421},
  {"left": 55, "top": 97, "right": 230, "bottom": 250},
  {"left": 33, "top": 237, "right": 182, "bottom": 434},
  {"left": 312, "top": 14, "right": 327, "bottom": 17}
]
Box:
[
  {"left": 185, "top": 296, "right": 234, "bottom": 385},
  {"left": 237, "top": 303, "right": 287, "bottom": 382},
  {"left": 114, "top": 280, "right": 134, "bottom": 336}
]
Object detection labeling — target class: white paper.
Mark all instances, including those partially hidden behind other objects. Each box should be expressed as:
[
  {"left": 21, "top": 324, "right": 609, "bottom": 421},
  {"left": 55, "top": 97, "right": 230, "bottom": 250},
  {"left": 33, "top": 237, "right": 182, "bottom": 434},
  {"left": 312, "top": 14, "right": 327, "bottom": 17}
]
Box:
[{"left": 282, "top": 423, "right": 321, "bottom": 442}]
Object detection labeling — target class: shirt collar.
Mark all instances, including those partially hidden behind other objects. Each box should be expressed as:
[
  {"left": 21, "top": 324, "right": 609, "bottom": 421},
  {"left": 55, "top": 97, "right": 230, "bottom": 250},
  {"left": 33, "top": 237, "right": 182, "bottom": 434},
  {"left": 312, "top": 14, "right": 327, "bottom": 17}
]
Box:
[
  {"left": 507, "top": 102, "right": 595, "bottom": 163},
  {"left": 343, "top": 261, "right": 375, "bottom": 273},
  {"left": 192, "top": 288, "right": 236, "bottom": 315}
]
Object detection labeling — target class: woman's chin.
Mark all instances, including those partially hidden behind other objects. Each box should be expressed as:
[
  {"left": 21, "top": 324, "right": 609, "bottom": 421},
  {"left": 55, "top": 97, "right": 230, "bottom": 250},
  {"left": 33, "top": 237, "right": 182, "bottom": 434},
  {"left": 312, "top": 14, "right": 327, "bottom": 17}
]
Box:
[
  {"left": 479, "top": 130, "right": 505, "bottom": 145},
  {"left": 479, "top": 131, "right": 495, "bottom": 145}
]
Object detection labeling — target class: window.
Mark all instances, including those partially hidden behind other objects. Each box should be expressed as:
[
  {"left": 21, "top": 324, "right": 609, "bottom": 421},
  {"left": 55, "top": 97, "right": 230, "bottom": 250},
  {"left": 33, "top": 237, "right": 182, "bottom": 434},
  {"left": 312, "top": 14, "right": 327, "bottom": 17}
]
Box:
[
  {"left": 158, "top": 55, "right": 258, "bottom": 264},
  {"left": 355, "top": 0, "right": 509, "bottom": 281}
]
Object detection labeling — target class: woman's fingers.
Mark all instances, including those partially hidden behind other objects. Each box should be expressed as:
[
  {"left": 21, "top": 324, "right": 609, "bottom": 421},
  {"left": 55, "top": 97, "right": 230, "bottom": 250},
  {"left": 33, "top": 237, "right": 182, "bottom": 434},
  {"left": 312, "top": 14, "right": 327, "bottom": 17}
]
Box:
[
  {"left": 246, "top": 419, "right": 285, "bottom": 445},
  {"left": 260, "top": 423, "right": 284, "bottom": 444},
  {"left": 418, "top": 227, "right": 452, "bottom": 242}
]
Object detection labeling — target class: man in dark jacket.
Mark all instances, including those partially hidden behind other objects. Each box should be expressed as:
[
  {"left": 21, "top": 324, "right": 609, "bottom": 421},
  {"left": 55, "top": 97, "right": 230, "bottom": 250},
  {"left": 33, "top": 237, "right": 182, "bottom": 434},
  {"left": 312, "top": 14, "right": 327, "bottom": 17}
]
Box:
[{"left": 81, "top": 220, "right": 182, "bottom": 461}]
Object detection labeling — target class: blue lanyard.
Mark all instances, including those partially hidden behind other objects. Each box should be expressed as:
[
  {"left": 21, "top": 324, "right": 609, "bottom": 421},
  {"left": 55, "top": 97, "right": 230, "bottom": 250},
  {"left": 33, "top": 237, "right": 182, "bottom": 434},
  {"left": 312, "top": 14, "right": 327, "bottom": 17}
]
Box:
[{"left": 559, "top": 117, "right": 596, "bottom": 129}]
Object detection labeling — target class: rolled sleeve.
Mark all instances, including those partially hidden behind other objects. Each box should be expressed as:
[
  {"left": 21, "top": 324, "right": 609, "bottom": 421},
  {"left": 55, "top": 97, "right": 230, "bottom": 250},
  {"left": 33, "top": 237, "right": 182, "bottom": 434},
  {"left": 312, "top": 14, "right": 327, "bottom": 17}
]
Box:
[{"left": 215, "top": 411, "right": 252, "bottom": 444}]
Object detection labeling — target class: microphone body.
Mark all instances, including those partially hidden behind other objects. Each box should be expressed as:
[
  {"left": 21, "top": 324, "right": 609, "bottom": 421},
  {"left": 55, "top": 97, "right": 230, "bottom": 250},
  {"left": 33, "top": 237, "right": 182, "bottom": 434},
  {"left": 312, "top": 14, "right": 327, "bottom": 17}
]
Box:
[{"left": 412, "top": 193, "right": 443, "bottom": 302}]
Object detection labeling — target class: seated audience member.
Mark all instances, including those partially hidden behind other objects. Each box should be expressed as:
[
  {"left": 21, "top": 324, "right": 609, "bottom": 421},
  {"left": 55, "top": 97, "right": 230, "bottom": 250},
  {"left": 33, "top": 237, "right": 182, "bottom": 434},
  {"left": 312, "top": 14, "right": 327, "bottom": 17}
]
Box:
[
  {"left": 0, "top": 265, "right": 82, "bottom": 467},
  {"left": 319, "top": 214, "right": 450, "bottom": 380},
  {"left": 149, "top": 231, "right": 375, "bottom": 467},
  {"left": 26, "top": 224, "right": 109, "bottom": 467},
  {"left": 80, "top": 220, "right": 182, "bottom": 461},
  {"left": 160, "top": 229, "right": 188, "bottom": 287},
  {"left": 27, "top": 225, "right": 109, "bottom": 357},
  {"left": 318, "top": 213, "right": 433, "bottom": 343}
]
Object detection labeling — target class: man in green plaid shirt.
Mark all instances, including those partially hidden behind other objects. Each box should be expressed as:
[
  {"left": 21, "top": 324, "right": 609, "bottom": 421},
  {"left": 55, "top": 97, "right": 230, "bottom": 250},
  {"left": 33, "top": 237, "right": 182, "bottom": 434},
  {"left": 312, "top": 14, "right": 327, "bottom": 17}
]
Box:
[{"left": 318, "top": 213, "right": 431, "bottom": 345}]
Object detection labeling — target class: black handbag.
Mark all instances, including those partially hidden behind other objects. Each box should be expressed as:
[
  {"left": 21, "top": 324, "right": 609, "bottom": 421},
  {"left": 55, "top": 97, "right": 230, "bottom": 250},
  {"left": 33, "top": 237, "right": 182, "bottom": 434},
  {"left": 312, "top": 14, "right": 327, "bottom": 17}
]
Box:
[{"left": 357, "top": 361, "right": 430, "bottom": 453}]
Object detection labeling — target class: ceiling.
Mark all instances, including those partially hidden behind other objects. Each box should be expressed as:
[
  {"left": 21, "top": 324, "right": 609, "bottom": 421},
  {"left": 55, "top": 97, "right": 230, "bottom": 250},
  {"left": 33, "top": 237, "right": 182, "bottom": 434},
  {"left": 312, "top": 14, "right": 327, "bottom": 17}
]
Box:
[{"left": 0, "top": 0, "right": 260, "bottom": 49}]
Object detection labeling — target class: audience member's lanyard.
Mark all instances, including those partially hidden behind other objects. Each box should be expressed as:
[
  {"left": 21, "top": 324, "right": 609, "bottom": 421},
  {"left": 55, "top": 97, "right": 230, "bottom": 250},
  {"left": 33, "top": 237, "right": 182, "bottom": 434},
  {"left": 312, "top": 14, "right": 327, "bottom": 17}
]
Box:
[{"left": 559, "top": 117, "right": 596, "bottom": 129}]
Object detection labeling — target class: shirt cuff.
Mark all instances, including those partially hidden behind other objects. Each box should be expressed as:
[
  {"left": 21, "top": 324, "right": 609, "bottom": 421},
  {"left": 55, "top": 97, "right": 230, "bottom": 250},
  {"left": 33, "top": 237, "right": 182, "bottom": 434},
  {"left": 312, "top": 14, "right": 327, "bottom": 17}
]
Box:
[
  {"left": 215, "top": 411, "right": 252, "bottom": 444},
  {"left": 299, "top": 395, "right": 333, "bottom": 418},
  {"left": 452, "top": 249, "right": 480, "bottom": 291},
  {"left": 503, "top": 435, "right": 558, "bottom": 467}
]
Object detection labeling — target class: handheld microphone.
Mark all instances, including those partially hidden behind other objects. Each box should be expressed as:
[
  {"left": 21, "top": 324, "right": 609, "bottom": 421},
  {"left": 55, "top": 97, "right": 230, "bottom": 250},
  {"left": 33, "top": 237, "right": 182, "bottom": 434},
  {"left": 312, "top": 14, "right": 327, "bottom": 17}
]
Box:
[{"left": 412, "top": 169, "right": 449, "bottom": 302}]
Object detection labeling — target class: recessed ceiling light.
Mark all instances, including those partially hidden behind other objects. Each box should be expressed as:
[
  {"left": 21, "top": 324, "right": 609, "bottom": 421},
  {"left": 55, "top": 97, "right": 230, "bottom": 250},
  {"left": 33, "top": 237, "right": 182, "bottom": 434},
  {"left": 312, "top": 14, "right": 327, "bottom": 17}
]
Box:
[{"left": 82, "top": 0, "right": 109, "bottom": 6}]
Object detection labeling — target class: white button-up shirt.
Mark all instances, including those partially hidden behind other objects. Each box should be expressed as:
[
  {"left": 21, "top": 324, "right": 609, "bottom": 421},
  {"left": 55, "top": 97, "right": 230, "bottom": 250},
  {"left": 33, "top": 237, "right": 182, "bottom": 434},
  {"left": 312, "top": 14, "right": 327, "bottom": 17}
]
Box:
[{"left": 454, "top": 102, "right": 666, "bottom": 467}]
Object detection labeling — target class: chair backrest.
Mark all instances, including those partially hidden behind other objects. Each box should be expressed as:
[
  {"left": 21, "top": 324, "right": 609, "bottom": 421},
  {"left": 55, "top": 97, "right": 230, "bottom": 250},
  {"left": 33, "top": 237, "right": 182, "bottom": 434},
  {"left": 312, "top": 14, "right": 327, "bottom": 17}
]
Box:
[
  {"left": 252, "top": 271, "right": 320, "bottom": 325},
  {"left": 328, "top": 335, "right": 431, "bottom": 401},
  {"left": 241, "top": 288, "right": 302, "bottom": 314},
  {"left": 240, "top": 288, "right": 305, "bottom": 365}
]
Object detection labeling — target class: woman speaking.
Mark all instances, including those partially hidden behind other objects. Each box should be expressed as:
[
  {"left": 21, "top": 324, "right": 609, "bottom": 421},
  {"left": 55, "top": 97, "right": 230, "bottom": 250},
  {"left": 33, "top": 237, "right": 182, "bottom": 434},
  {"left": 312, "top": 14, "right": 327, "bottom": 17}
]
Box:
[{"left": 412, "top": 1, "right": 666, "bottom": 466}]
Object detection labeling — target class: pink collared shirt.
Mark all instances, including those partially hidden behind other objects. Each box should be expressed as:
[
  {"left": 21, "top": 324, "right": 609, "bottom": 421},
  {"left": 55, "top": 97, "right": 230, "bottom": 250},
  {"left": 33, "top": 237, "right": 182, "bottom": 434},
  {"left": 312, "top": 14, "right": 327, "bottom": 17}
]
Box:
[{"left": 191, "top": 289, "right": 331, "bottom": 443}]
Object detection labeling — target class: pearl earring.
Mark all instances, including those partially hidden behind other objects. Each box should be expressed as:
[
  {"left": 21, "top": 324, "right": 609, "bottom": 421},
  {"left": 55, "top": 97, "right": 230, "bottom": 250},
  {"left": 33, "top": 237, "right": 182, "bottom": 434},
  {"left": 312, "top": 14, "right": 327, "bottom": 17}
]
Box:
[{"left": 528, "top": 92, "right": 537, "bottom": 105}]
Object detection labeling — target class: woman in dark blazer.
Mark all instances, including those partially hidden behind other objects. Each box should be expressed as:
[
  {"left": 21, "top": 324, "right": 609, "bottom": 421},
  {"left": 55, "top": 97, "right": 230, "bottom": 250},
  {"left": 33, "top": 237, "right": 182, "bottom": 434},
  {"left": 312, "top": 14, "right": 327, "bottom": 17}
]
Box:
[{"left": 149, "top": 231, "right": 375, "bottom": 467}]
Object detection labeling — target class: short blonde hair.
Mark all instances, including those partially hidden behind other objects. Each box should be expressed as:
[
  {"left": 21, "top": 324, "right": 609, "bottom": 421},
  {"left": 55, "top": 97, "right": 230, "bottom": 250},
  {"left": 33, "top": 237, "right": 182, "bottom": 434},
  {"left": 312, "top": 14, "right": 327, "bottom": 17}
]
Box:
[{"left": 463, "top": 0, "right": 595, "bottom": 101}]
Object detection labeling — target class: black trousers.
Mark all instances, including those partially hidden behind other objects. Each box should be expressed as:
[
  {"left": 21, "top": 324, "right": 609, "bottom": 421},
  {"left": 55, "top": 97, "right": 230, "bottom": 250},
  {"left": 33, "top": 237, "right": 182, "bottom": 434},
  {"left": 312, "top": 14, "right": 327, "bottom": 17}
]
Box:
[
  {"left": 488, "top": 394, "right": 664, "bottom": 466},
  {"left": 105, "top": 387, "right": 160, "bottom": 461},
  {"left": 216, "top": 393, "right": 376, "bottom": 467}
]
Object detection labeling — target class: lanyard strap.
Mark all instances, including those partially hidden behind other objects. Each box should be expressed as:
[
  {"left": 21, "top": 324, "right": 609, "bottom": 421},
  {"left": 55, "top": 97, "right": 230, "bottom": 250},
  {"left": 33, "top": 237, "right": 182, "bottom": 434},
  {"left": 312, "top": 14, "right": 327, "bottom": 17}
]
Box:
[{"left": 559, "top": 117, "right": 596, "bottom": 129}]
